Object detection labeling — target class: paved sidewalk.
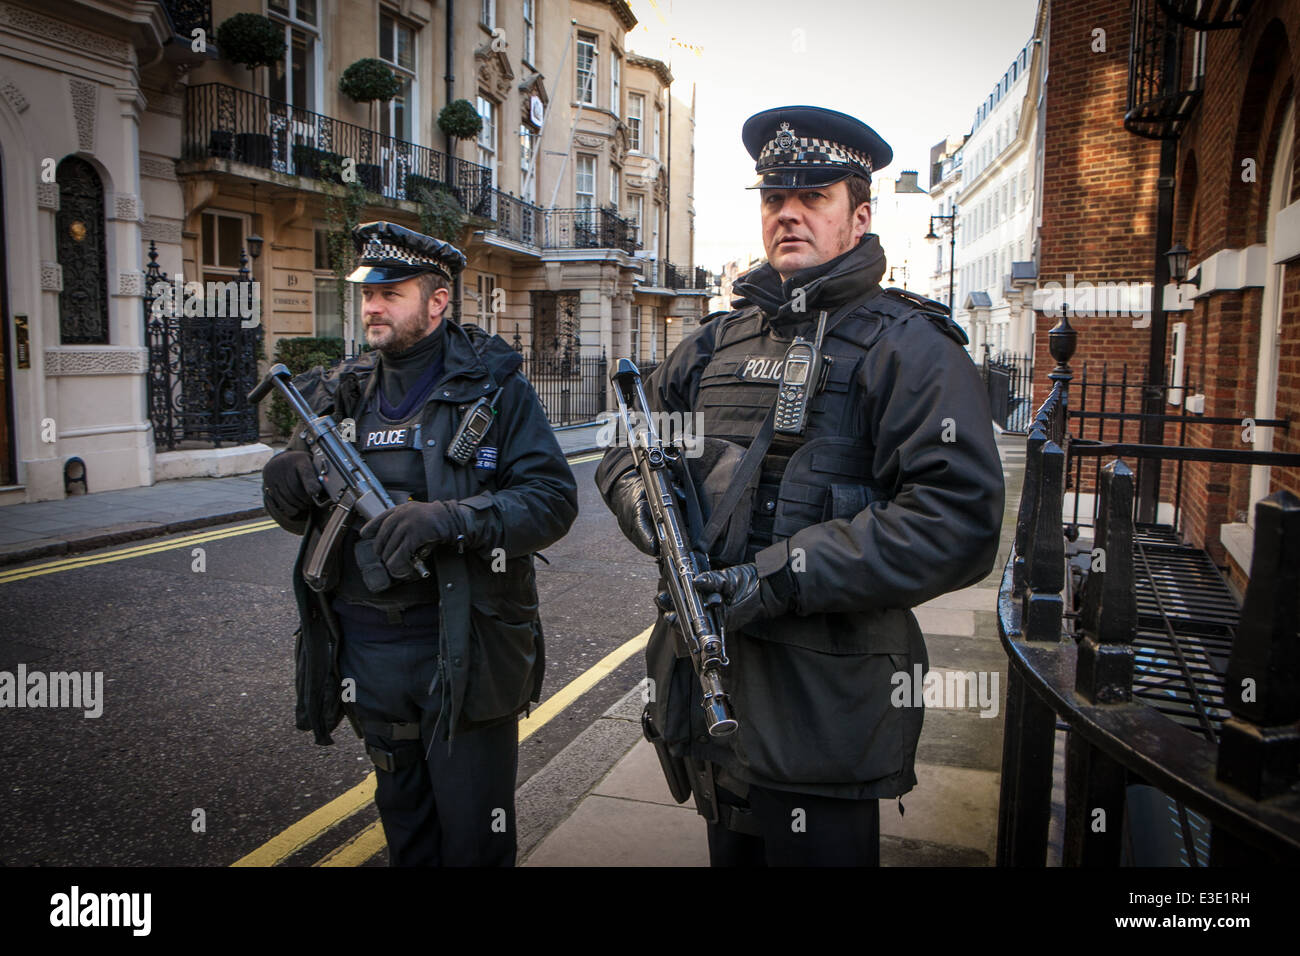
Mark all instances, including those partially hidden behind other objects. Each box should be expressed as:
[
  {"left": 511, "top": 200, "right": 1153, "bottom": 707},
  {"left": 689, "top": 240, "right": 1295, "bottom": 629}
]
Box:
[
  {"left": 520, "top": 429, "right": 1027, "bottom": 866},
  {"left": 0, "top": 420, "right": 608, "bottom": 567}
]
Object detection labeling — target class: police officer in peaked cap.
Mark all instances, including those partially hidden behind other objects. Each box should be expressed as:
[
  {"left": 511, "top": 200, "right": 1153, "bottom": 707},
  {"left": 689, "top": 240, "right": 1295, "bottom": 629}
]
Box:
[
  {"left": 597, "top": 107, "right": 1005, "bottom": 865},
  {"left": 262, "top": 221, "right": 577, "bottom": 866}
]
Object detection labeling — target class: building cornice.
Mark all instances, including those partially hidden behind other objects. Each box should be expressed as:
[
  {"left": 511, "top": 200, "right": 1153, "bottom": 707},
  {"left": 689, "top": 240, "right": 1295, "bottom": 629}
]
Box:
[{"left": 626, "top": 52, "right": 672, "bottom": 87}]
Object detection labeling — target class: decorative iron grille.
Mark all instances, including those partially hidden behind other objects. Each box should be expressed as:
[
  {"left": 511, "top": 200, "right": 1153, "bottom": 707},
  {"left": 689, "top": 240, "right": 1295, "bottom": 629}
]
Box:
[{"left": 142, "top": 242, "right": 262, "bottom": 449}]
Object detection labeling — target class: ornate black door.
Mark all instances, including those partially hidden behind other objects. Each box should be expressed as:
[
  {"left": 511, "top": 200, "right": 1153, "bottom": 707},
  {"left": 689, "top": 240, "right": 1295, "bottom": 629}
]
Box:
[{"left": 56, "top": 157, "right": 109, "bottom": 344}]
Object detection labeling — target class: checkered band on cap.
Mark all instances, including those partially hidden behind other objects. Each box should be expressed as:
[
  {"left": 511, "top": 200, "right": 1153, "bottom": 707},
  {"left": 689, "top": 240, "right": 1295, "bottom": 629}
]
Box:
[
  {"left": 360, "top": 237, "right": 452, "bottom": 276},
  {"left": 758, "top": 126, "right": 874, "bottom": 178}
]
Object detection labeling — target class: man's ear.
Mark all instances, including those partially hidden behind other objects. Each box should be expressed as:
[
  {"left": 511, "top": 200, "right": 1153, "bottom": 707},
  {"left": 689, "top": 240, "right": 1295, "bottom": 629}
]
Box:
[
  {"left": 853, "top": 202, "right": 872, "bottom": 243},
  {"left": 428, "top": 286, "right": 451, "bottom": 322}
]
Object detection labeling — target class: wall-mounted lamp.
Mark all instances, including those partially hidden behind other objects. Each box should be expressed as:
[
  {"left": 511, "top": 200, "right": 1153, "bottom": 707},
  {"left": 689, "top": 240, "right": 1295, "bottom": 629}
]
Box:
[
  {"left": 64, "top": 457, "right": 87, "bottom": 495},
  {"left": 1166, "top": 241, "right": 1197, "bottom": 287}
]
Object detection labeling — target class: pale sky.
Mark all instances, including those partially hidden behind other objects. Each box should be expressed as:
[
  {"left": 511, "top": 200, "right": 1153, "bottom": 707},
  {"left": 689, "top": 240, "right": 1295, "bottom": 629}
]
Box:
[{"left": 626, "top": 0, "right": 1042, "bottom": 271}]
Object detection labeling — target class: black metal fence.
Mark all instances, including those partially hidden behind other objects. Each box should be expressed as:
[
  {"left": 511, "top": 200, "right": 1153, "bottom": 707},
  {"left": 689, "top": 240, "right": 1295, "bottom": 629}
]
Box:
[
  {"left": 517, "top": 350, "right": 608, "bottom": 427},
  {"left": 1065, "top": 360, "right": 1290, "bottom": 537},
  {"left": 997, "top": 311, "right": 1300, "bottom": 865},
  {"left": 982, "top": 350, "right": 1033, "bottom": 433},
  {"left": 185, "top": 83, "right": 492, "bottom": 214},
  {"left": 142, "top": 242, "right": 261, "bottom": 449}
]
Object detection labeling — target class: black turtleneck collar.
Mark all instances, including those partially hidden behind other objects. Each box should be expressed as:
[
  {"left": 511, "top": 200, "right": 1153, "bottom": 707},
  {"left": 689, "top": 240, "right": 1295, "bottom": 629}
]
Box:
[
  {"left": 732, "top": 233, "right": 888, "bottom": 328},
  {"left": 379, "top": 321, "right": 446, "bottom": 408}
]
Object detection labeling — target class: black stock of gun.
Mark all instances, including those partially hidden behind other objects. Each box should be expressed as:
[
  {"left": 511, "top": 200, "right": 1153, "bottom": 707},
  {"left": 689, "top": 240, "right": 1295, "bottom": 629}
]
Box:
[
  {"left": 610, "top": 358, "right": 737, "bottom": 738},
  {"left": 248, "top": 362, "right": 430, "bottom": 590}
]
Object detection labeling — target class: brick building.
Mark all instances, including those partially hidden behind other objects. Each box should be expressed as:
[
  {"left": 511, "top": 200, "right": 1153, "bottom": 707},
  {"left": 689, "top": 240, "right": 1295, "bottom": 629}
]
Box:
[{"left": 1032, "top": 0, "right": 1298, "bottom": 593}]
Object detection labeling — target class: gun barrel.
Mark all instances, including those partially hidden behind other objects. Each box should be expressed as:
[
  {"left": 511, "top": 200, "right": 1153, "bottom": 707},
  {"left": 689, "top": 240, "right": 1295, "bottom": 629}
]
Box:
[{"left": 613, "top": 357, "right": 737, "bottom": 737}]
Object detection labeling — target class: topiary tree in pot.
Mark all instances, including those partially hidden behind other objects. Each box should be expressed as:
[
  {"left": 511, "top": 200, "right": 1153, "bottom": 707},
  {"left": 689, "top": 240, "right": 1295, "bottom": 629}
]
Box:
[
  {"left": 437, "top": 98, "right": 483, "bottom": 142},
  {"left": 216, "top": 13, "right": 286, "bottom": 88},
  {"left": 340, "top": 58, "right": 401, "bottom": 190}
]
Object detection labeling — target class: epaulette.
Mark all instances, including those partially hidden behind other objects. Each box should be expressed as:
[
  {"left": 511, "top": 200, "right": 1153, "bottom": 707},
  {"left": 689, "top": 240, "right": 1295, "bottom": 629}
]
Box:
[{"left": 878, "top": 286, "right": 969, "bottom": 346}]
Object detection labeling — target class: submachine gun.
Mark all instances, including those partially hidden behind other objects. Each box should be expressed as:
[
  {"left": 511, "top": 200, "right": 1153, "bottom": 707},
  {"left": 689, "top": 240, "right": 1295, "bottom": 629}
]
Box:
[
  {"left": 610, "top": 359, "right": 737, "bottom": 743},
  {"left": 248, "top": 363, "right": 430, "bottom": 590}
]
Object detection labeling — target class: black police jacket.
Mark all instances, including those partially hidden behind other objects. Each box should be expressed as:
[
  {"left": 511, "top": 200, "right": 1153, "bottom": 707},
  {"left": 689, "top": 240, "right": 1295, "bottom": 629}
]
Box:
[
  {"left": 268, "top": 321, "right": 578, "bottom": 744},
  {"left": 596, "top": 235, "right": 1005, "bottom": 798}
]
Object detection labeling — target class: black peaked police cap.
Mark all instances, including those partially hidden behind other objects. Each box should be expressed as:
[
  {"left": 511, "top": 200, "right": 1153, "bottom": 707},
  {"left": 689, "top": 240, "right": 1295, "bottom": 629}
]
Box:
[
  {"left": 742, "top": 105, "right": 893, "bottom": 190},
  {"left": 346, "top": 221, "right": 468, "bottom": 284}
]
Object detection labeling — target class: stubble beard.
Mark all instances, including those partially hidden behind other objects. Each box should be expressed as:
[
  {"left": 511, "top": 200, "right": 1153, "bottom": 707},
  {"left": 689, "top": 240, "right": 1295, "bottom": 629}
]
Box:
[{"left": 369, "top": 297, "right": 434, "bottom": 354}]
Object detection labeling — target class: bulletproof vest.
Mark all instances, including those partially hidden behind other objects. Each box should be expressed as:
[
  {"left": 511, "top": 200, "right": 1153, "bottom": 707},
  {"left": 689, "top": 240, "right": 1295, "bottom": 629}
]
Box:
[
  {"left": 695, "top": 290, "right": 928, "bottom": 565},
  {"left": 334, "top": 390, "right": 436, "bottom": 610}
]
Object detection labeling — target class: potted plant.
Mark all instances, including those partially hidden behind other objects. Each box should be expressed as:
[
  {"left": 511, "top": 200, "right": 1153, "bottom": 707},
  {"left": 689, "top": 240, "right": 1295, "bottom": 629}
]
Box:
[
  {"left": 438, "top": 99, "right": 483, "bottom": 142},
  {"left": 293, "top": 144, "right": 344, "bottom": 182},
  {"left": 215, "top": 13, "right": 285, "bottom": 165},
  {"left": 339, "top": 58, "right": 401, "bottom": 193}
]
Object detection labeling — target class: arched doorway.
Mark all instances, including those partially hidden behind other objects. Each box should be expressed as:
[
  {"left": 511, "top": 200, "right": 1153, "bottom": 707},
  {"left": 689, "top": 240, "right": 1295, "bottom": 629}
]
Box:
[{"left": 1248, "top": 97, "right": 1295, "bottom": 518}]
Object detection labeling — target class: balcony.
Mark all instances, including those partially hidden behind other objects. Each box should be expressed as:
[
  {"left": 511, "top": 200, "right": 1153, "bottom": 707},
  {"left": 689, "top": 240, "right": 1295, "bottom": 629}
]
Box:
[
  {"left": 183, "top": 83, "right": 492, "bottom": 212},
  {"left": 634, "top": 258, "right": 712, "bottom": 292},
  {"left": 479, "top": 191, "right": 638, "bottom": 254},
  {"left": 159, "top": 0, "right": 212, "bottom": 39}
]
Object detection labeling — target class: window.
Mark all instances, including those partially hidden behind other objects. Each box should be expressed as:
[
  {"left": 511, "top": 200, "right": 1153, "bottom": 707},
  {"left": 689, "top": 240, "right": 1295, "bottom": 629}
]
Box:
[
  {"left": 936, "top": 241, "right": 943, "bottom": 274},
  {"left": 202, "top": 211, "right": 247, "bottom": 276},
  {"left": 519, "top": 124, "right": 537, "bottom": 202},
  {"left": 576, "top": 153, "right": 596, "bottom": 211},
  {"left": 477, "top": 273, "right": 497, "bottom": 332},
  {"left": 523, "top": 0, "right": 535, "bottom": 65},
  {"left": 653, "top": 105, "right": 661, "bottom": 159},
  {"left": 611, "top": 50, "right": 621, "bottom": 117},
  {"left": 629, "top": 193, "right": 644, "bottom": 249},
  {"left": 611, "top": 165, "right": 620, "bottom": 207},
  {"left": 1010, "top": 177, "right": 1017, "bottom": 209},
  {"left": 577, "top": 34, "right": 597, "bottom": 105},
  {"left": 269, "top": 2, "right": 319, "bottom": 110},
  {"left": 477, "top": 95, "right": 497, "bottom": 188},
  {"left": 379, "top": 11, "right": 417, "bottom": 142},
  {"left": 628, "top": 93, "right": 644, "bottom": 151},
  {"left": 315, "top": 278, "right": 343, "bottom": 339},
  {"left": 630, "top": 305, "right": 641, "bottom": 361},
  {"left": 481, "top": 0, "right": 494, "bottom": 29}
]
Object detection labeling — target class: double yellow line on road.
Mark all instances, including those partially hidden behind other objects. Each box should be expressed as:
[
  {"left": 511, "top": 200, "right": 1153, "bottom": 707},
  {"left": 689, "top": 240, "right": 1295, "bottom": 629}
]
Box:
[
  {"left": 0, "top": 520, "right": 279, "bottom": 585},
  {"left": 0, "top": 450, "right": 605, "bottom": 587},
  {"left": 234, "top": 625, "right": 651, "bottom": 867}
]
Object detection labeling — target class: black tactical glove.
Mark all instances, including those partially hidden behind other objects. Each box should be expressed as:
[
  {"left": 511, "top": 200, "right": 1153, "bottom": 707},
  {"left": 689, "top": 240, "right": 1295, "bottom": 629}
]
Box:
[
  {"left": 262, "top": 450, "right": 325, "bottom": 518},
  {"left": 360, "top": 500, "right": 469, "bottom": 579},
  {"left": 692, "top": 563, "right": 793, "bottom": 634},
  {"left": 609, "top": 470, "right": 658, "bottom": 557}
]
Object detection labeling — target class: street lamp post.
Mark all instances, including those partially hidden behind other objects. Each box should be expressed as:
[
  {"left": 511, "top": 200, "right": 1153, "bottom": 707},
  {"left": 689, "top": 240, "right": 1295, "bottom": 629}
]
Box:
[{"left": 925, "top": 205, "right": 958, "bottom": 316}]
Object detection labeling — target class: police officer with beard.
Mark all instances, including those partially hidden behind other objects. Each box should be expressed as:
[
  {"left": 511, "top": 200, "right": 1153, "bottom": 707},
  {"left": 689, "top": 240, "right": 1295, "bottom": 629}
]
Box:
[
  {"left": 262, "top": 222, "right": 577, "bottom": 866},
  {"left": 596, "top": 107, "right": 1004, "bottom": 866}
]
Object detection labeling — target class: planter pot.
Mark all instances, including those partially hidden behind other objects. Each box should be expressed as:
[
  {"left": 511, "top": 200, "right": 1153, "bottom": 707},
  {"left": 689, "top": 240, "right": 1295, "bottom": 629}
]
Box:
[
  {"left": 404, "top": 172, "right": 440, "bottom": 202},
  {"left": 208, "top": 130, "right": 235, "bottom": 159},
  {"left": 236, "top": 132, "right": 273, "bottom": 168},
  {"left": 356, "top": 162, "right": 383, "bottom": 194},
  {"left": 292, "top": 145, "right": 344, "bottom": 183}
]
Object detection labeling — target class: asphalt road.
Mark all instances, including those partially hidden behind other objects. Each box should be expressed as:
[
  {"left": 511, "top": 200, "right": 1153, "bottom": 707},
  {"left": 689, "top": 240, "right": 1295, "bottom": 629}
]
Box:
[{"left": 0, "top": 456, "right": 660, "bottom": 866}]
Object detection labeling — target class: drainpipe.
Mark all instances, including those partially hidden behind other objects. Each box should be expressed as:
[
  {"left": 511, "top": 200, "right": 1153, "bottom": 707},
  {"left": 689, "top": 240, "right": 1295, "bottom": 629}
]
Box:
[{"left": 445, "top": 0, "right": 461, "bottom": 321}]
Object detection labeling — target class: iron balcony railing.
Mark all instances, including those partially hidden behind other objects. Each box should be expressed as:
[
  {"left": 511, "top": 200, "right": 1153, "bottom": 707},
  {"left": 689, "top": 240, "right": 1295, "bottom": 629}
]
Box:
[
  {"left": 1125, "top": 0, "right": 1203, "bottom": 139},
  {"left": 543, "top": 207, "right": 637, "bottom": 254},
  {"left": 185, "top": 83, "right": 492, "bottom": 213},
  {"left": 997, "top": 309, "right": 1300, "bottom": 866},
  {"left": 159, "top": 0, "right": 212, "bottom": 38},
  {"left": 635, "top": 258, "right": 712, "bottom": 290}
]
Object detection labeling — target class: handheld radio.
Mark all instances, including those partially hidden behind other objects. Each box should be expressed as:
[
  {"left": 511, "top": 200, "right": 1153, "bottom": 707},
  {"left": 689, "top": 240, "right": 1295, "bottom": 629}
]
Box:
[
  {"left": 446, "top": 387, "right": 503, "bottom": 465},
  {"left": 774, "top": 309, "right": 832, "bottom": 435}
]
